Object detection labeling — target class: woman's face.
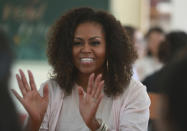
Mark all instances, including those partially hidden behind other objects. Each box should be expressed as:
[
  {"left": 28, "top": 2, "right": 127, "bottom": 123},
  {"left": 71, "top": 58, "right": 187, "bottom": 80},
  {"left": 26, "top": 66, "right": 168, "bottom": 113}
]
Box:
[{"left": 72, "top": 22, "right": 106, "bottom": 75}]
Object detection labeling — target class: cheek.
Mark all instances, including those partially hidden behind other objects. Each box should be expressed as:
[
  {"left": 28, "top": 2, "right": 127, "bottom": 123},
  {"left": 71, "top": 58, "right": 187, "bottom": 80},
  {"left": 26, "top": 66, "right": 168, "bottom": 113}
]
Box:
[
  {"left": 97, "top": 49, "right": 106, "bottom": 62},
  {"left": 72, "top": 48, "right": 79, "bottom": 59}
]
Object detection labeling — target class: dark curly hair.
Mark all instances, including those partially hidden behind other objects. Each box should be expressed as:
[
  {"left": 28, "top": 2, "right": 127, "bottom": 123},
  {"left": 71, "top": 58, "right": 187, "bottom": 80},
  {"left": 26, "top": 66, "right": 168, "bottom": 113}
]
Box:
[{"left": 47, "top": 7, "right": 137, "bottom": 97}]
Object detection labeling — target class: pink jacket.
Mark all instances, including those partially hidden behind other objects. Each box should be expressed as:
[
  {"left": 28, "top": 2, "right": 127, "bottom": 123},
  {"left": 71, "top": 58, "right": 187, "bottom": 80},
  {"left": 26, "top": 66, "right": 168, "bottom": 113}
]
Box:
[{"left": 39, "top": 78, "right": 150, "bottom": 131}]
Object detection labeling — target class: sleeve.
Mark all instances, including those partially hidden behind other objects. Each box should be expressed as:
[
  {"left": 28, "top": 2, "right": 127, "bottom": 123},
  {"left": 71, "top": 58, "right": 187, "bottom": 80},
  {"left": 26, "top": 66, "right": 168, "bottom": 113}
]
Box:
[{"left": 119, "top": 81, "right": 150, "bottom": 131}]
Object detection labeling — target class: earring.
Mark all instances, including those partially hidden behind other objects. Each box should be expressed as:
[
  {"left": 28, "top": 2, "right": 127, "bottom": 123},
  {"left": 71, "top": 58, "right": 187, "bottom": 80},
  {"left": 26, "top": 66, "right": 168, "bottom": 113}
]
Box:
[{"left": 106, "top": 59, "right": 109, "bottom": 71}]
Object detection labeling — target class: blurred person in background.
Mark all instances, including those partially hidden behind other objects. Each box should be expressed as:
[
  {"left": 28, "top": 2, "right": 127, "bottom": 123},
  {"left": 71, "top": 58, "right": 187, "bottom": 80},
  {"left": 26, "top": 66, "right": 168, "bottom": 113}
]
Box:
[
  {"left": 142, "top": 31, "right": 187, "bottom": 131},
  {"left": 12, "top": 7, "right": 150, "bottom": 131},
  {"left": 135, "top": 27, "right": 165, "bottom": 81},
  {"left": 0, "top": 27, "right": 22, "bottom": 131},
  {"left": 143, "top": 31, "right": 187, "bottom": 93},
  {"left": 157, "top": 48, "right": 187, "bottom": 131},
  {"left": 124, "top": 25, "right": 145, "bottom": 59}
]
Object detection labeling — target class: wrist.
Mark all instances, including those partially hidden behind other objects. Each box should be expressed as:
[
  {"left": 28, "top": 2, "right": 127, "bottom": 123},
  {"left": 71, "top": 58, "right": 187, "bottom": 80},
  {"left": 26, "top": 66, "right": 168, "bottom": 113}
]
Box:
[
  {"left": 27, "top": 117, "right": 41, "bottom": 131},
  {"left": 88, "top": 118, "right": 100, "bottom": 131},
  {"left": 94, "top": 119, "right": 108, "bottom": 131}
]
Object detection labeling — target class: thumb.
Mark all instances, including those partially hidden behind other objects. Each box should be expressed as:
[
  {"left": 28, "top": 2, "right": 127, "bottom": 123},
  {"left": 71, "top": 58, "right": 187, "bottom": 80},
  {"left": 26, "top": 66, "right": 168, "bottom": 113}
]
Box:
[{"left": 43, "top": 84, "right": 49, "bottom": 101}]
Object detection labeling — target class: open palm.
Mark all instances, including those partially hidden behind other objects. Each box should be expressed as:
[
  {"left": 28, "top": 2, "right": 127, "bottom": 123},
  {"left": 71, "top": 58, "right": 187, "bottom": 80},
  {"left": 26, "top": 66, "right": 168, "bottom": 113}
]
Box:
[
  {"left": 12, "top": 69, "right": 49, "bottom": 129},
  {"left": 77, "top": 73, "right": 104, "bottom": 130}
]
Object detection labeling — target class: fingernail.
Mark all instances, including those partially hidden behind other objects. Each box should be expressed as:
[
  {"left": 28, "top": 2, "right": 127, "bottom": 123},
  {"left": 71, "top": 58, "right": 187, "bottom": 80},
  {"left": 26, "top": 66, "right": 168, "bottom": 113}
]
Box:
[
  {"left": 91, "top": 73, "right": 95, "bottom": 78},
  {"left": 100, "top": 74, "right": 102, "bottom": 78}
]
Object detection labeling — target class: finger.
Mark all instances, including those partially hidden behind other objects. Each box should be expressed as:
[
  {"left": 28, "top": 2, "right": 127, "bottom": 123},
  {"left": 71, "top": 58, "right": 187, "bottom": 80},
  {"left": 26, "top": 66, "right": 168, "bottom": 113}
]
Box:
[
  {"left": 19, "top": 69, "right": 30, "bottom": 92},
  {"left": 91, "top": 74, "right": 102, "bottom": 97},
  {"left": 28, "top": 70, "right": 37, "bottom": 91},
  {"left": 95, "top": 93, "right": 104, "bottom": 109},
  {"left": 16, "top": 74, "right": 26, "bottom": 97},
  {"left": 11, "top": 89, "right": 24, "bottom": 105},
  {"left": 43, "top": 84, "right": 49, "bottom": 102},
  {"left": 77, "top": 85, "right": 84, "bottom": 101},
  {"left": 87, "top": 73, "right": 95, "bottom": 94},
  {"left": 94, "top": 80, "right": 104, "bottom": 98}
]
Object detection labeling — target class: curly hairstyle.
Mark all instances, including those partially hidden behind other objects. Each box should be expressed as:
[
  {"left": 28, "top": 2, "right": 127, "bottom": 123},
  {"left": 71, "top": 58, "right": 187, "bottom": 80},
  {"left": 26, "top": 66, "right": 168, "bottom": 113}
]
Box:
[{"left": 47, "top": 7, "right": 137, "bottom": 97}]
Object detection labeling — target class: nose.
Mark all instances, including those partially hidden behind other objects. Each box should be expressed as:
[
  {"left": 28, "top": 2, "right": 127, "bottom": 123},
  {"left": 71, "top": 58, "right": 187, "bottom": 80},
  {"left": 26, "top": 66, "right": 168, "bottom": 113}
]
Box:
[{"left": 81, "top": 42, "right": 91, "bottom": 53}]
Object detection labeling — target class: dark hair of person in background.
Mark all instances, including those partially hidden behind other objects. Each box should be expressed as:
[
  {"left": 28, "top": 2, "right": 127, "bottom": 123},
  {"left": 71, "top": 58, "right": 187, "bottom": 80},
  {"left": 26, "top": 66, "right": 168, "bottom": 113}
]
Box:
[
  {"left": 0, "top": 27, "right": 22, "bottom": 131},
  {"left": 47, "top": 7, "right": 137, "bottom": 97},
  {"left": 145, "top": 26, "right": 164, "bottom": 56},
  {"left": 145, "top": 27, "right": 164, "bottom": 39},
  {"left": 158, "top": 48, "right": 187, "bottom": 131},
  {"left": 158, "top": 31, "right": 187, "bottom": 64}
]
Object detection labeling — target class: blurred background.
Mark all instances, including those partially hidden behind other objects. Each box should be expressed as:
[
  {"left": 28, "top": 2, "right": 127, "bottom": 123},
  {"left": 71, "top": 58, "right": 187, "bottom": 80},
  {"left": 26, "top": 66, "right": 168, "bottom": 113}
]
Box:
[{"left": 0, "top": 0, "right": 187, "bottom": 115}]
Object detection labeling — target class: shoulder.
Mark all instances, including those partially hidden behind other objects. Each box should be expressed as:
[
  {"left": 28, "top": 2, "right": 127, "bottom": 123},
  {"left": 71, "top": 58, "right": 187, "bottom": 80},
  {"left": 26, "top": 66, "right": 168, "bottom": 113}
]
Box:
[
  {"left": 125, "top": 78, "right": 146, "bottom": 94},
  {"left": 118, "top": 78, "right": 150, "bottom": 107}
]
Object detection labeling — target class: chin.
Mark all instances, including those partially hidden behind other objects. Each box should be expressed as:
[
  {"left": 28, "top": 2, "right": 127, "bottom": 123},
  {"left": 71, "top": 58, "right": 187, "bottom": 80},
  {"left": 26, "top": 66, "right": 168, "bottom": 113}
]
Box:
[{"left": 79, "top": 68, "right": 96, "bottom": 74}]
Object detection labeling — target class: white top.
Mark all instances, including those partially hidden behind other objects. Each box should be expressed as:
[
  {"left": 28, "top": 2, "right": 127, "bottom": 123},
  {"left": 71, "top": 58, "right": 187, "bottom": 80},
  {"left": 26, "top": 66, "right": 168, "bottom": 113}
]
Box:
[
  {"left": 56, "top": 87, "right": 113, "bottom": 131},
  {"left": 39, "top": 78, "right": 150, "bottom": 131}
]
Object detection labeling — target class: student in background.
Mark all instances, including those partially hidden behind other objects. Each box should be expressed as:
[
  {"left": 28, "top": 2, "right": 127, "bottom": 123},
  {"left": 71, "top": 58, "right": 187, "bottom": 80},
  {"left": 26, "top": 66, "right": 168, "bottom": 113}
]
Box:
[
  {"left": 0, "top": 27, "right": 22, "bottom": 131},
  {"left": 135, "top": 27, "right": 165, "bottom": 81},
  {"left": 157, "top": 48, "right": 187, "bottom": 131}
]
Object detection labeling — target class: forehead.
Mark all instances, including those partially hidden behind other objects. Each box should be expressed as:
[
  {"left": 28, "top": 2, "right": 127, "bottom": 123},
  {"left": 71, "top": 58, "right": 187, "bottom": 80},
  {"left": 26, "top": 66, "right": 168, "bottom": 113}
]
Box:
[{"left": 74, "top": 22, "right": 105, "bottom": 37}]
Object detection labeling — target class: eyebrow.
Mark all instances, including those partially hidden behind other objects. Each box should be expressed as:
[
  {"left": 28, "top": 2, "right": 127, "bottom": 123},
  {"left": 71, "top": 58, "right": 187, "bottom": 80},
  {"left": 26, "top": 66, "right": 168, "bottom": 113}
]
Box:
[{"left": 74, "top": 36, "right": 102, "bottom": 41}]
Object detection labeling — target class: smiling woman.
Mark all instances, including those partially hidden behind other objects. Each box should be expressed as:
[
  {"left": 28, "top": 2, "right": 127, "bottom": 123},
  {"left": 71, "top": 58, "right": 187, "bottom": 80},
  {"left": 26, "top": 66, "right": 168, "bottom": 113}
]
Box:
[
  {"left": 12, "top": 7, "right": 150, "bottom": 131},
  {"left": 72, "top": 22, "right": 106, "bottom": 83}
]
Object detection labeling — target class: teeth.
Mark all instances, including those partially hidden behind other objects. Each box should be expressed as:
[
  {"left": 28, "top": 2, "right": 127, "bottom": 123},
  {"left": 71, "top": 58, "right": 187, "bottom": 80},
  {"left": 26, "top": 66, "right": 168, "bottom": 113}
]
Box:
[{"left": 81, "top": 58, "right": 94, "bottom": 63}]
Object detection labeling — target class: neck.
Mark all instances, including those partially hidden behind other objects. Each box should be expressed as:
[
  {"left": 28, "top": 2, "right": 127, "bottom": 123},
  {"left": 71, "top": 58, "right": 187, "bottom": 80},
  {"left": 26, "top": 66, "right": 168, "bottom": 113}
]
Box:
[
  {"left": 76, "top": 72, "right": 103, "bottom": 91},
  {"left": 76, "top": 73, "right": 90, "bottom": 91}
]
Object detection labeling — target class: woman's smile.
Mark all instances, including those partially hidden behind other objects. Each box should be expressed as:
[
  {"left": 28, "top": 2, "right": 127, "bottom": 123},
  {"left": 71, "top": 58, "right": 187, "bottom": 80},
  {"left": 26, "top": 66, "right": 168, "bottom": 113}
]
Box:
[{"left": 80, "top": 57, "right": 95, "bottom": 64}]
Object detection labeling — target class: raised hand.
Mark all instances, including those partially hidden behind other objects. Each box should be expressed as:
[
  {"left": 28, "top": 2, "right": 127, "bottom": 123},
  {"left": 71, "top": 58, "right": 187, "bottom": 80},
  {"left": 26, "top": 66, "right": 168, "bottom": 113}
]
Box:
[
  {"left": 12, "top": 69, "right": 49, "bottom": 130},
  {"left": 77, "top": 73, "right": 104, "bottom": 130}
]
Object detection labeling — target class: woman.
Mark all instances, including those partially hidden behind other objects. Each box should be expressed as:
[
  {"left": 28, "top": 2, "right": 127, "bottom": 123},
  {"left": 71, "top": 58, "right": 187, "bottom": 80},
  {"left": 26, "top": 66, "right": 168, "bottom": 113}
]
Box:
[{"left": 12, "top": 7, "right": 150, "bottom": 131}]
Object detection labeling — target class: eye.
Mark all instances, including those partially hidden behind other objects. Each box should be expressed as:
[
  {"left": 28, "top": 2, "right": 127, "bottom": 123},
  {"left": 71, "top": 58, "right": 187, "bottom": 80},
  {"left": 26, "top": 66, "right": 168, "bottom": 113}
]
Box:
[
  {"left": 90, "top": 41, "right": 100, "bottom": 46},
  {"left": 73, "top": 41, "right": 82, "bottom": 46}
]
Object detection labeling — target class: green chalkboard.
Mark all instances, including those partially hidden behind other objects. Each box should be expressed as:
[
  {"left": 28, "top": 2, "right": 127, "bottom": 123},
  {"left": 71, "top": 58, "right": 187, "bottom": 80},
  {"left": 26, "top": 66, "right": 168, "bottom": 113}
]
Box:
[{"left": 0, "top": 0, "right": 109, "bottom": 60}]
